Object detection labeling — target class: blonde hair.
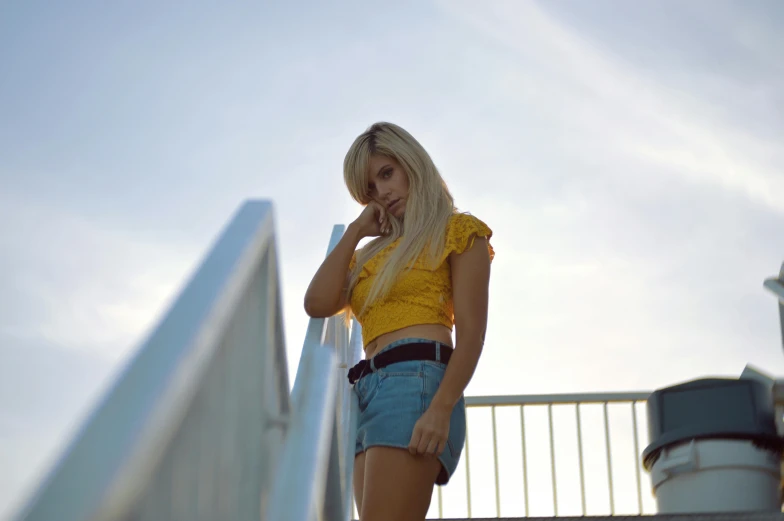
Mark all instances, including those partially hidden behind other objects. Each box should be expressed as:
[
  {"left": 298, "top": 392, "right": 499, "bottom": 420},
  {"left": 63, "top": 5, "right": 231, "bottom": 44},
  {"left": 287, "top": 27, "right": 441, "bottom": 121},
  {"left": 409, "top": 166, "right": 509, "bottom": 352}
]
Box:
[{"left": 343, "top": 122, "right": 456, "bottom": 315}]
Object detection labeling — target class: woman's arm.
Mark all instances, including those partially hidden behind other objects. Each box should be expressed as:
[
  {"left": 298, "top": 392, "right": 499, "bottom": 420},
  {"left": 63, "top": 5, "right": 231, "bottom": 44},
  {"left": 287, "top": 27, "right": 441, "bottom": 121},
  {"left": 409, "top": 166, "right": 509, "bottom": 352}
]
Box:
[
  {"left": 430, "top": 236, "right": 491, "bottom": 409},
  {"left": 303, "top": 222, "right": 363, "bottom": 317},
  {"left": 304, "top": 201, "right": 391, "bottom": 317},
  {"left": 408, "top": 236, "right": 491, "bottom": 456}
]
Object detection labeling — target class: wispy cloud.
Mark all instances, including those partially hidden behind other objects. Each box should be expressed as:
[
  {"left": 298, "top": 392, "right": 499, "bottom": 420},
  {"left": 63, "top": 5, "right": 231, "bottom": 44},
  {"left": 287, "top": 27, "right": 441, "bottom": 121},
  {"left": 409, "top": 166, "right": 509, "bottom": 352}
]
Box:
[
  {"left": 0, "top": 193, "right": 193, "bottom": 361},
  {"left": 437, "top": 0, "right": 784, "bottom": 212},
  {"left": 425, "top": 0, "right": 784, "bottom": 394}
]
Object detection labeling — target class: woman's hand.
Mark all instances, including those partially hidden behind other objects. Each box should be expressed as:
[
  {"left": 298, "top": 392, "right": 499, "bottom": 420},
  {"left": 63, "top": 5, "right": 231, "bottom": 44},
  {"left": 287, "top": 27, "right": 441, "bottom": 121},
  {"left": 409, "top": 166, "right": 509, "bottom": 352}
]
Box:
[
  {"left": 408, "top": 404, "right": 451, "bottom": 457},
  {"left": 352, "top": 201, "right": 392, "bottom": 239}
]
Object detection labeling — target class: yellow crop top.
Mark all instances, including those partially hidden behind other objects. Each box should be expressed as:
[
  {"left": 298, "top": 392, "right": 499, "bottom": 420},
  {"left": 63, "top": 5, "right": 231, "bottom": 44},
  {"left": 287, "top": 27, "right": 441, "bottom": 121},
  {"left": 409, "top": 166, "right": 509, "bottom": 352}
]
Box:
[{"left": 348, "top": 213, "right": 494, "bottom": 348}]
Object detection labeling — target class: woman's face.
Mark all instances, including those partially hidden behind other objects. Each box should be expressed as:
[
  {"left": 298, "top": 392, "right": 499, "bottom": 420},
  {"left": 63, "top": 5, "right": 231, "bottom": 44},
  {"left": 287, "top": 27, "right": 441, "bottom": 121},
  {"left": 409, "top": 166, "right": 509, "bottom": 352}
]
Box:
[{"left": 367, "top": 154, "right": 410, "bottom": 218}]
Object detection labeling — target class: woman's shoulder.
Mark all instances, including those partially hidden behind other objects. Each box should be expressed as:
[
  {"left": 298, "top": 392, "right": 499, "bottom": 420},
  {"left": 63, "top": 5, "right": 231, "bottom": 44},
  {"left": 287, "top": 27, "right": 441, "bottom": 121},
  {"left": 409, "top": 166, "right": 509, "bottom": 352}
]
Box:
[
  {"left": 447, "top": 212, "right": 493, "bottom": 238},
  {"left": 444, "top": 211, "right": 494, "bottom": 259}
]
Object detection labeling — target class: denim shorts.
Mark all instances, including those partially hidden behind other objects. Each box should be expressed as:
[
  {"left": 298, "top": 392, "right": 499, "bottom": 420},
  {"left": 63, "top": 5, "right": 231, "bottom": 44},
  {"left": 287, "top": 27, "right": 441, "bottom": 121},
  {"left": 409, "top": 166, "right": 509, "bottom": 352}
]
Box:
[{"left": 352, "top": 338, "right": 467, "bottom": 485}]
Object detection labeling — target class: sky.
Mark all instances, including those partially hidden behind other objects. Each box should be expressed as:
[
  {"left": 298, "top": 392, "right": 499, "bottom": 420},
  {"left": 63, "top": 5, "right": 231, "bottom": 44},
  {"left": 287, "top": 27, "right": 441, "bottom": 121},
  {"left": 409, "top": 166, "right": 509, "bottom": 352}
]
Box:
[{"left": 1, "top": 0, "right": 783, "bottom": 518}]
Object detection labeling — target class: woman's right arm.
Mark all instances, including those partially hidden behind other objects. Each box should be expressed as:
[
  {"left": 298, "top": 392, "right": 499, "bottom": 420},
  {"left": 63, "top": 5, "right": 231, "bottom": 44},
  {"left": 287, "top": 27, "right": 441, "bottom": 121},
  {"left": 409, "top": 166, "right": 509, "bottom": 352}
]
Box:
[
  {"left": 303, "top": 223, "right": 363, "bottom": 317},
  {"left": 304, "top": 202, "right": 390, "bottom": 317}
]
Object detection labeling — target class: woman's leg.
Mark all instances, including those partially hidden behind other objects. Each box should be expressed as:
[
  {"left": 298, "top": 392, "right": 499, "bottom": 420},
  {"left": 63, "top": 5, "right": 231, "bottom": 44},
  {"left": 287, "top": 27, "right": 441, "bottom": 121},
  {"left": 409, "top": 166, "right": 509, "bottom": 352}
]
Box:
[
  {"left": 359, "top": 446, "right": 442, "bottom": 521},
  {"left": 353, "top": 451, "right": 366, "bottom": 514}
]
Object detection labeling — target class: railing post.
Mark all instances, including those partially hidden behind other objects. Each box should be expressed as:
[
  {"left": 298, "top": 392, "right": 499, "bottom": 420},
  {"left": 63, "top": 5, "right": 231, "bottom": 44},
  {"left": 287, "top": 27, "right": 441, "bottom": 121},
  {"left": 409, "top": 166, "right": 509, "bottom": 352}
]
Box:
[
  {"left": 265, "top": 345, "right": 338, "bottom": 521},
  {"left": 343, "top": 320, "right": 363, "bottom": 521},
  {"left": 278, "top": 224, "right": 361, "bottom": 521}
]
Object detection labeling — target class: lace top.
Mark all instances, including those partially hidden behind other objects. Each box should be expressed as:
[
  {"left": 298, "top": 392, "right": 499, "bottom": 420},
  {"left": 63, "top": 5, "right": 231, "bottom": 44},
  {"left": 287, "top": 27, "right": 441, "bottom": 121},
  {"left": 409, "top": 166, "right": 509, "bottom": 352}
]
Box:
[{"left": 349, "top": 213, "right": 494, "bottom": 348}]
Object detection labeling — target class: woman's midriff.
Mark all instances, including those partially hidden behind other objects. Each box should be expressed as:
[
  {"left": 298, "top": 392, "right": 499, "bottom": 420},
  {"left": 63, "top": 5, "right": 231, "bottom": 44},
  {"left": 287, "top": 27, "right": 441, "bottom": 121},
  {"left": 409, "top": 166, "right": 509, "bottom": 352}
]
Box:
[{"left": 364, "top": 324, "right": 453, "bottom": 359}]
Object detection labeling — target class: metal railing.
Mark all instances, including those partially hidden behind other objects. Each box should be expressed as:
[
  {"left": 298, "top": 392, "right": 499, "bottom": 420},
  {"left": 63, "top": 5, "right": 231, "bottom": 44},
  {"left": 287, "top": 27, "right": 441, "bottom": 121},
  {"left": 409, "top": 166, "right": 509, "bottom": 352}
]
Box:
[
  {"left": 11, "top": 201, "right": 291, "bottom": 521},
  {"left": 9, "top": 202, "right": 781, "bottom": 521},
  {"left": 426, "top": 392, "right": 653, "bottom": 519},
  {"left": 337, "top": 252, "right": 784, "bottom": 520},
  {"left": 289, "top": 256, "right": 784, "bottom": 520},
  {"left": 265, "top": 225, "right": 361, "bottom": 521},
  {"left": 10, "top": 204, "right": 362, "bottom": 521}
]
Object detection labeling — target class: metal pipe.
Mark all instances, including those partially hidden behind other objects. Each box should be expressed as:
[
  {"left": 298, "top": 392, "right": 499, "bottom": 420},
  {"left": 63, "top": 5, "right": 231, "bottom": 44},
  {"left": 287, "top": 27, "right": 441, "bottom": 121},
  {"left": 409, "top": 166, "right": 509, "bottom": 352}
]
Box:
[
  {"left": 323, "top": 416, "right": 345, "bottom": 521},
  {"left": 631, "top": 401, "right": 643, "bottom": 515},
  {"left": 548, "top": 404, "right": 558, "bottom": 516},
  {"left": 520, "top": 405, "right": 529, "bottom": 517},
  {"left": 265, "top": 346, "right": 338, "bottom": 521},
  {"left": 341, "top": 320, "right": 363, "bottom": 521},
  {"left": 491, "top": 406, "right": 501, "bottom": 517},
  {"left": 603, "top": 402, "right": 615, "bottom": 515},
  {"left": 467, "top": 392, "right": 650, "bottom": 407},
  {"left": 464, "top": 419, "right": 473, "bottom": 518},
  {"left": 575, "top": 404, "right": 586, "bottom": 516}
]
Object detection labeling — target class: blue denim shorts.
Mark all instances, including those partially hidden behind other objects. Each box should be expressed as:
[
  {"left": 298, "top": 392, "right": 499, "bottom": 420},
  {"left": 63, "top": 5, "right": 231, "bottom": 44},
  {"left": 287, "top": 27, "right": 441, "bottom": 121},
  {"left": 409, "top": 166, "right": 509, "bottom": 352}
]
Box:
[{"left": 352, "top": 338, "right": 467, "bottom": 485}]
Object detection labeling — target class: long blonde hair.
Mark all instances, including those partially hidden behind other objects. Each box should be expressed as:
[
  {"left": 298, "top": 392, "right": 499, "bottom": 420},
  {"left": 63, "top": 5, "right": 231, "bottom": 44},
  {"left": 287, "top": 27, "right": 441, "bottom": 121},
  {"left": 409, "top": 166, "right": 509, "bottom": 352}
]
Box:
[{"left": 343, "top": 122, "right": 456, "bottom": 315}]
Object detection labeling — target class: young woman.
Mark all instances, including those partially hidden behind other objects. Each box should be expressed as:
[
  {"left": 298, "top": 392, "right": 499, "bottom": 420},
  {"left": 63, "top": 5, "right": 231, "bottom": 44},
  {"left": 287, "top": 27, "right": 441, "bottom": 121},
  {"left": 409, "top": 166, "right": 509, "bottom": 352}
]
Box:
[{"left": 304, "top": 122, "right": 494, "bottom": 521}]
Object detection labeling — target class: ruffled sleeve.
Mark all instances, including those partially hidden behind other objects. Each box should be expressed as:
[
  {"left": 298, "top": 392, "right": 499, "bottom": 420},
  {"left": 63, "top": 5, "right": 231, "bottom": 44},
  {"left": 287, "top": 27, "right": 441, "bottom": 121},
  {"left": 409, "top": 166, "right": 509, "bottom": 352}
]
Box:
[{"left": 445, "top": 213, "right": 495, "bottom": 262}]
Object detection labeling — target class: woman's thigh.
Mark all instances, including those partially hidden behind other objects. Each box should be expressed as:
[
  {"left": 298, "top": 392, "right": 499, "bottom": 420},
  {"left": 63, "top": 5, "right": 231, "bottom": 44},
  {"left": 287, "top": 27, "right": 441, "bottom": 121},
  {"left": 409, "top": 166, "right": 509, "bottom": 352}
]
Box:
[
  {"left": 353, "top": 451, "right": 366, "bottom": 515},
  {"left": 360, "top": 446, "right": 441, "bottom": 521},
  {"left": 354, "top": 359, "right": 467, "bottom": 487}
]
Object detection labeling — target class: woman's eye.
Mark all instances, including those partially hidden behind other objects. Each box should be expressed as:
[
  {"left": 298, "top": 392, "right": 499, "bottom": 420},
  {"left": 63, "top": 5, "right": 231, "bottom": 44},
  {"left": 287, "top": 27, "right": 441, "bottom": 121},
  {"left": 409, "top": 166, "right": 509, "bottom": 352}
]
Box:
[{"left": 382, "top": 169, "right": 392, "bottom": 178}]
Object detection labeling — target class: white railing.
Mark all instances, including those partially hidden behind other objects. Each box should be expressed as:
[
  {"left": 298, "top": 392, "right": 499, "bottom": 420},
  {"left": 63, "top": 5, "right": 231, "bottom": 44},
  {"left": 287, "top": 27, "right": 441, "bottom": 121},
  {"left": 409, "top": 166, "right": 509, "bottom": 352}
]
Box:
[
  {"left": 425, "top": 392, "right": 653, "bottom": 519},
  {"left": 9, "top": 208, "right": 363, "bottom": 521},
  {"left": 420, "top": 260, "right": 783, "bottom": 520},
  {"left": 11, "top": 201, "right": 291, "bottom": 521},
  {"left": 265, "top": 225, "right": 362, "bottom": 521}
]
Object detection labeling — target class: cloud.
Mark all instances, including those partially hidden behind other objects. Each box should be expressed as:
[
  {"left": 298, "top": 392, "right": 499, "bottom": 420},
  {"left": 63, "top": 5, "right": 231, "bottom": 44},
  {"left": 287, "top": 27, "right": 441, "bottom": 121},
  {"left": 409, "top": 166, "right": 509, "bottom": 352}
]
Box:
[
  {"left": 0, "top": 193, "right": 194, "bottom": 362},
  {"left": 421, "top": 0, "right": 784, "bottom": 394},
  {"left": 0, "top": 336, "right": 118, "bottom": 520},
  {"left": 435, "top": 0, "right": 784, "bottom": 213}
]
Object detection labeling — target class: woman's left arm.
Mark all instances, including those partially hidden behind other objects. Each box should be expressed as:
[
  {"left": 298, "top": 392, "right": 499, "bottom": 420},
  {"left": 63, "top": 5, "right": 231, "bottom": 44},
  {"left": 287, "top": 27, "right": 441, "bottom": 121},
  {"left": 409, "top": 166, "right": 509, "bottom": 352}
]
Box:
[
  {"left": 431, "top": 236, "right": 491, "bottom": 409},
  {"left": 408, "top": 236, "right": 491, "bottom": 456}
]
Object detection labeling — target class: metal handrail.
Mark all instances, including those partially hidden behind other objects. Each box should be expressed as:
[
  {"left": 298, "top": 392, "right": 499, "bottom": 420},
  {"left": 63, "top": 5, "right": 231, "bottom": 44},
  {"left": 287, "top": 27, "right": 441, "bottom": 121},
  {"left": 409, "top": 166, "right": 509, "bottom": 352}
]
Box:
[
  {"left": 264, "top": 343, "right": 338, "bottom": 521},
  {"left": 457, "top": 393, "right": 651, "bottom": 518},
  {"left": 337, "top": 320, "right": 363, "bottom": 520},
  {"left": 467, "top": 392, "right": 651, "bottom": 407},
  {"left": 11, "top": 201, "right": 288, "bottom": 521},
  {"left": 265, "top": 224, "right": 362, "bottom": 521}
]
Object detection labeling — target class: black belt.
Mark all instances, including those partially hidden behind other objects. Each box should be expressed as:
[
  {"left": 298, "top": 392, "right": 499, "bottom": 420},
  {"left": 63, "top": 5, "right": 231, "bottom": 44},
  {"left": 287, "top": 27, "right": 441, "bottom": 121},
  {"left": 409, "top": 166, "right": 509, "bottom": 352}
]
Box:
[{"left": 347, "top": 341, "right": 453, "bottom": 384}]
